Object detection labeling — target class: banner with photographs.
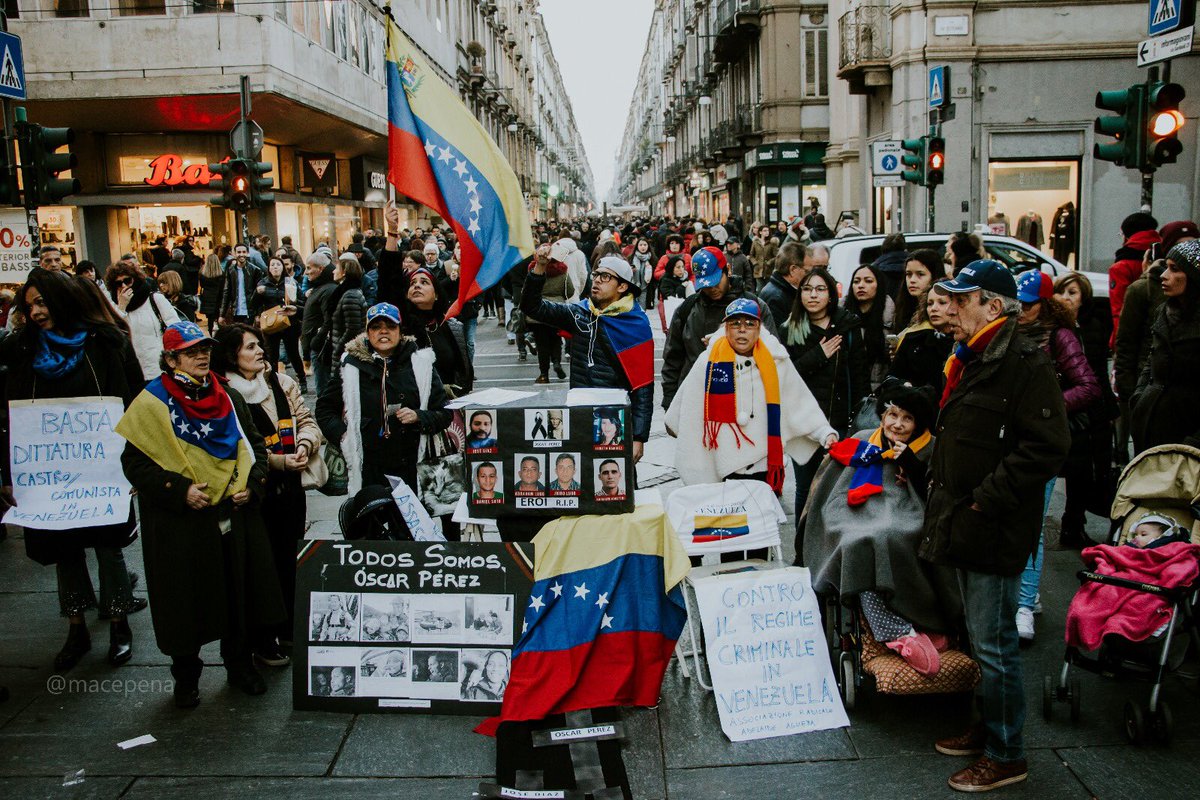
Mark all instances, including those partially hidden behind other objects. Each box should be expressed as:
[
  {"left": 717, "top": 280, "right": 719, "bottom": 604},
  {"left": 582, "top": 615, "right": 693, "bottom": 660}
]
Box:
[
  {"left": 293, "top": 540, "right": 534, "bottom": 715},
  {"left": 464, "top": 403, "right": 634, "bottom": 518}
]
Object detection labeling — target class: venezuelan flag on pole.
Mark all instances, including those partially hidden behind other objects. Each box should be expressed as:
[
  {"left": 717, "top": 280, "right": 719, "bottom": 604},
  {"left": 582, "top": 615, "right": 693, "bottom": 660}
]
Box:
[
  {"left": 477, "top": 505, "right": 689, "bottom": 735},
  {"left": 386, "top": 20, "right": 534, "bottom": 317}
]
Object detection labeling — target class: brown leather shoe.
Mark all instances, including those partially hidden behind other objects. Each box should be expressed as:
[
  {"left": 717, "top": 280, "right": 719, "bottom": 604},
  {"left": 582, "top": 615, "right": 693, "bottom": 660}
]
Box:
[
  {"left": 935, "top": 725, "right": 987, "bottom": 756},
  {"left": 948, "top": 756, "right": 1028, "bottom": 792}
]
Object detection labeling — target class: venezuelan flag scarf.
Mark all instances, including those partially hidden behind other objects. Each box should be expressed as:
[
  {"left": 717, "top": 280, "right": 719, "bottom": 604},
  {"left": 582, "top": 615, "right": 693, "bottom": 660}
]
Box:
[
  {"left": 940, "top": 316, "right": 1008, "bottom": 408},
  {"left": 829, "top": 427, "right": 933, "bottom": 505},
  {"left": 702, "top": 336, "right": 785, "bottom": 494}
]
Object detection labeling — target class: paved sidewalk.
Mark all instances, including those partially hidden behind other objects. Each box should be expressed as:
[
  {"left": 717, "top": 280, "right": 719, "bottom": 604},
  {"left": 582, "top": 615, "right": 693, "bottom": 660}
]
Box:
[{"left": 1, "top": 321, "right": 1197, "bottom": 799}]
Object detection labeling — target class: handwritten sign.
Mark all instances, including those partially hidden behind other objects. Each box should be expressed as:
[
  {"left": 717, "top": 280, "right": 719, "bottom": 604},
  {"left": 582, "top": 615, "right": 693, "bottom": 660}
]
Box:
[
  {"left": 4, "top": 397, "right": 132, "bottom": 531},
  {"left": 693, "top": 567, "right": 849, "bottom": 741}
]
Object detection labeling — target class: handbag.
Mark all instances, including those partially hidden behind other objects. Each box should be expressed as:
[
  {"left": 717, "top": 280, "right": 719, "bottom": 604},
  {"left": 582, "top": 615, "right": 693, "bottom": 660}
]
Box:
[
  {"left": 302, "top": 442, "right": 330, "bottom": 490},
  {"left": 319, "top": 443, "right": 349, "bottom": 496},
  {"left": 259, "top": 306, "right": 291, "bottom": 335}
]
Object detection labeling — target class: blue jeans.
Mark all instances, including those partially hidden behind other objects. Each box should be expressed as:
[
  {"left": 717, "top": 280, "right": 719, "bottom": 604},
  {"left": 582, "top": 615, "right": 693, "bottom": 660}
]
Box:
[
  {"left": 791, "top": 450, "right": 826, "bottom": 565},
  {"left": 1018, "top": 479, "right": 1056, "bottom": 609},
  {"left": 959, "top": 568, "right": 1025, "bottom": 763},
  {"left": 463, "top": 317, "right": 477, "bottom": 363},
  {"left": 312, "top": 359, "right": 332, "bottom": 398}
]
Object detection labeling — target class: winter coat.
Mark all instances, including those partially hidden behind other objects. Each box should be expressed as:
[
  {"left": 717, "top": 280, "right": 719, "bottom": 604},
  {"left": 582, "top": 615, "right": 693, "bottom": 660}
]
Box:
[
  {"left": 749, "top": 238, "right": 779, "bottom": 280},
  {"left": 159, "top": 259, "right": 200, "bottom": 295},
  {"left": 301, "top": 273, "right": 338, "bottom": 359},
  {"left": 1114, "top": 263, "right": 1166, "bottom": 401},
  {"left": 117, "top": 288, "right": 182, "bottom": 381},
  {"left": 520, "top": 271, "right": 654, "bottom": 442},
  {"left": 1108, "top": 229, "right": 1161, "bottom": 348},
  {"left": 527, "top": 268, "right": 573, "bottom": 326},
  {"left": 167, "top": 294, "right": 199, "bottom": 322},
  {"left": 658, "top": 272, "right": 689, "bottom": 300},
  {"left": 1042, "top": 325, "right": 1102, "bottom": 414},
  {"left": 221, "top": 262, "right": 264, "bottom": 320},
  {"left": 329, "top": 280, "right": 367, "bottom": 362},
  {"left": 660, "top": 276, "right": 779, "bottom": 410},
  {"left": 198, "top": 272, "right": 225, "bottom": 319},
  {"left": 415, "top": 319, "right": 473, "bottom": 398},
  {"left": 783, "top": 306, "right": 870, "bottom": 432},
  {"left": 122, "top": 384, "right": 285, "bottom": 657},
  {"left": 653, "top": 252, "right": 692, "bottom": 282},
  {"left": 665, "top": 328, "right": 836, "bottom": 485},
  {"left": 757, "top": 273, "right": 797, "bottom": 329},
  {"left": 888, "top": 324, "right": 953, "bottom": 395},
  {"left": 918, "top": 319, "right": 1071, "bottom": 576},
  {"left": 225, "top": 370, "right": 322, "bottom": 473},
  {"left": 252, "top": 275, "right": 297, "bottom": 317},
  {"left": 362, "top": 268, "right": 379, "bottom": 307},
  {"left": 726, "top": 252, "right": 755, "bottom": 289},
  {"left": 1131, "top": 304, "right": 1200, "bottom": 451},
  {"left": 628, "top": 251, "right": 654, "bottom": 293},
  {"left": 315, "top": 334, "right": 451, "bottom": 494}
]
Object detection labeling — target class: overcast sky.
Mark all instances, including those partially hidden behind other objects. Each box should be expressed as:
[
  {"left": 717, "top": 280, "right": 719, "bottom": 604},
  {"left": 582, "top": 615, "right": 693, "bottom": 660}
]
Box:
[{"left": 538, "top": 0, "right": 655, "bottom": 201}]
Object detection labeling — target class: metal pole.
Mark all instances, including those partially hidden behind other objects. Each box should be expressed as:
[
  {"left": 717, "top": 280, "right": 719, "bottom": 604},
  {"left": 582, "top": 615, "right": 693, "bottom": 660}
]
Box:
[
  {"left": 927, "top": 186, "right": 936, "bottom": 233},
  {"left": 1140, "top": 172, "right": 1154, "bottom": 213},
  {"left": 239, "top": 210, "right": 249, "bottom": 246}
]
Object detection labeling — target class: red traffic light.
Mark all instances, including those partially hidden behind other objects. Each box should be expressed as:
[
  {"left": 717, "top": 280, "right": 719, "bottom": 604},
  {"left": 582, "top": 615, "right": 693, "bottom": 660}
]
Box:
[
  {"left": 232, "top": 176, "right": 249, "bottom": 192},
  {"left": 1151, "top": 109, "right": 1185, "bottom": 138},
  {"left": 929, "top": 152, "right": 945, "bottom": 170}
]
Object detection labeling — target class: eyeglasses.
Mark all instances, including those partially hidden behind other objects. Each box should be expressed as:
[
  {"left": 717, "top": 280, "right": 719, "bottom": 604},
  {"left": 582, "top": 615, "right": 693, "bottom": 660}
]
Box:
[
  {"left": 801, "top": 284, "right": 830, "bottom": 294},
  {"left": 592, "top": 272, "right": 617, "bottom": 285},
  {"left": 177, "top": 345, "right": 212, "bottom": 358},
  {"left": 114, "top": 277, "right": 134, "bottom": 287},
  {"left": 725, "top": 318, "right": 760, "bottom": 330}
]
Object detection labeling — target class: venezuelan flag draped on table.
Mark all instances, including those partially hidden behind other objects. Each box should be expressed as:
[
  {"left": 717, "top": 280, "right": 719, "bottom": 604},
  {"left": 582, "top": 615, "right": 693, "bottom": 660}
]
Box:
[
  {"left": 477, "top": 505, "right": 690, "bottom": 735},
  {"left": 386, "top": 19, "right": 534, "bottom": 317}
]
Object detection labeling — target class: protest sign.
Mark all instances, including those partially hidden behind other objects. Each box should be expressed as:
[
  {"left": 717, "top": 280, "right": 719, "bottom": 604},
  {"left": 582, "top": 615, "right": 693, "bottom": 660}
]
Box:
[
  {"left": 693, "top": 567, "right": 849, "bottom": 741},
  {"left": 3, "top": 397, "right": 132, "bottom": 531},
  {"left": 294, "top": 539, "right": 534, "bottom": 715}
]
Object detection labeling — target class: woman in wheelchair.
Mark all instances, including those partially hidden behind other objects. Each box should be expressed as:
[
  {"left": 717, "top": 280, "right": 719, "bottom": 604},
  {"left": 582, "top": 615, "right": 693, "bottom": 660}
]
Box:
[{"left": 802, "top": 381, "right": 961, "bottom": 676}]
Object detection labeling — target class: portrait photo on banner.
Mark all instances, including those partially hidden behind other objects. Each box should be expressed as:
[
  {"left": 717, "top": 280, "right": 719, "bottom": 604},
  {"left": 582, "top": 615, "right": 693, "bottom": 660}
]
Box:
[
  {"left": 465, "top": 408, "right": 499, "bottom": 453},
  {"left": 310, "top": 593, "right": 361, "bottom": 642},
  {"left": 470, "top": 460, "right": 505, "bottom": 505},
  {"left": 525, "top": 408, "right": 567, "bottom": 444},
  {"left": 513, "top": 453, "right": 546, "bottom": 496},
  {"left": 593, "top": 407, "right": 625, "bottom": 450}
]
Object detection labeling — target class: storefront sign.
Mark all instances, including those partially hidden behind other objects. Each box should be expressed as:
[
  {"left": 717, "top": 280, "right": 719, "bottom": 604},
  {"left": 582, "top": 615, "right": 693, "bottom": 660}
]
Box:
[
  {"left": 301, "top": 152, "right": 338, "bottom": 190},
  {"left": 3, "top": 397, "right": 133, "bottom": 531},
  {"left": 143, "top": 154, "right": 222, "bottom": 187},
  {"left": 293, "top": 540, "right": 534, "bottom": 715},
  {"left": 0, "top": 206, "right": 32, "bottom": 280},
  {"left": 694, "top": 567, "right": 849, "bottom": 742}
]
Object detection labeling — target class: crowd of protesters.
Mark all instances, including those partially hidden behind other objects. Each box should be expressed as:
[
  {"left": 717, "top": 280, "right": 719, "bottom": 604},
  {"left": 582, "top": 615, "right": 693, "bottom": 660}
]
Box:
[{"left": 0, "top": 203, "right": 1197, "bottom": 794}]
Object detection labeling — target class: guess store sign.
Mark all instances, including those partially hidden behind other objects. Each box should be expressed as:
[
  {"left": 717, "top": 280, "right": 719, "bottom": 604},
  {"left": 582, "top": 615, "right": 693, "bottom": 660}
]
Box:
[{"left": 143, "top": 154, "right": 228, "bottom": 187}]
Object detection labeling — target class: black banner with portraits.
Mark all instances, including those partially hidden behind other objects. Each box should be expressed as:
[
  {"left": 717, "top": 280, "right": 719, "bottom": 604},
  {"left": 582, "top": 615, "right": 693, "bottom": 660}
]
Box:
[
  {"left": 293, "top": 540, "right": 534, "bottom": 715},
  {"left": 463, "top": 392, "right": 635, "bottom": 518}
]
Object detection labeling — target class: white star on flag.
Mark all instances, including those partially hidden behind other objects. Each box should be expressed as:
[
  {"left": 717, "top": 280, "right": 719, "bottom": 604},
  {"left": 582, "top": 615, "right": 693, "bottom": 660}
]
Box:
[
  {"left": 424, "top": 140, "right": 437, "bottom": 157},
  {"left": 199, "top": 422, "right": 213, "bottom": 436},
  {"left": 464, "top": 176, "right": 479, "bottom": 194},
  {"left": 469, "top": 196, "right": 483, "bottom": 214},
  {"left": 467, "top": 217, "right": 481, "bottom": 235},
  {"left": 550, "top": 582, "right": 563, "bottom": 598},
  {"left": 600, "top": 613, "right": 614, "bottom": 630},
  {"left": 573, "top": 583, "right": 590, "bottom": 600},
  {"left": 529, "top": 594, "right": 545, "bottom": 612},
  {"left": 437, "top": 146, "right": 453, "bottom": 164},
  {"left": 595, "top": 592, "right": 609, "bottom": 609},
  {"left": 522, "top": 620, "right": 528, "bottom": 634},
  {"left": 453, "top": 159, "right": 468, "bottom": 178},
  {"left": 176, "top": 422, "right": 190, "bottom": 435}
]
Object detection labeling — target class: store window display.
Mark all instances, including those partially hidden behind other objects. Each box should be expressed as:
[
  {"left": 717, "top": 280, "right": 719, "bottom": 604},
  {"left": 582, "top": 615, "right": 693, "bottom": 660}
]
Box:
[{"left": 987, "top": 160, "right": 1080, "bottom": 267}]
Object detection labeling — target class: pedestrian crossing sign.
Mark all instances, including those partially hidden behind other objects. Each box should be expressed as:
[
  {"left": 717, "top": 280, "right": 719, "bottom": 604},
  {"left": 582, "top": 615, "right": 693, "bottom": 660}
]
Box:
[
  {"left": 928, "top": 65, "right": 947, "bottom": 109},
  {"left": 1149, "top": 0, "right": 1182, "bottom": 35},
  {"left": 0, "top": 32, "right": 24, "bottom": 101}
]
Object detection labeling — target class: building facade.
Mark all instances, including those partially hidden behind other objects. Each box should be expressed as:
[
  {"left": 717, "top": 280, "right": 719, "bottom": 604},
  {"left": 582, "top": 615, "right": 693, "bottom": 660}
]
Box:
[
  {"left": 612, "top": 0, "right": 832, "bottom": 228},
  {"left": 9, "top": 0, "right": 592, "bottom": 269},
  {"left": 826, "top": 0, "right": 1199, "bottom": 270}
]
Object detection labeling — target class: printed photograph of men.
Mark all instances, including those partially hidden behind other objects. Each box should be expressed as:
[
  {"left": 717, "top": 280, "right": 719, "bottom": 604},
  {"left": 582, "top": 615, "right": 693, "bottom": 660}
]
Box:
[
  {"left": 465, "top": 409, "right": 498, "bottom": 453},
  {"left": 471, "top": 461, "right": 504, "bottom": 505},
  {"left": 514, "top": 454, "right": 546, "bottom": 495},
  {"left": 549, "top": 452, "right": 582, "bottom": 495},
  {"left": 594, "top": 458, "right": 627, "bottom": 500}
]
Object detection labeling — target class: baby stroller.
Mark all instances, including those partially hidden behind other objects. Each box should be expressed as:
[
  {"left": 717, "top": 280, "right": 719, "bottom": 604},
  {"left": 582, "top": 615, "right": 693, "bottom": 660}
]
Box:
[
  {"left": 339, "top": 485, "right": 414, "bottom": 541},
  {"left": 1044, "top": 443, "right": 1200, "bottom": 743}
]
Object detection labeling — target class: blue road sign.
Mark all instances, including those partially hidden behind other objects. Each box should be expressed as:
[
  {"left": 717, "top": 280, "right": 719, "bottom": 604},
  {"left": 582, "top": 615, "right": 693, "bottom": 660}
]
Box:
[
  {"left": 881, "top": 154, "right": 898, "bottom": 171},
  {"left": 0, "top": 31, "right": 25, "bottom": 101},
  {"left": 928, "top": 65, "right": 947, "bottom": 109},
  {"left": 1149, "top": 0, "right": 1182, "bottom": 36}
]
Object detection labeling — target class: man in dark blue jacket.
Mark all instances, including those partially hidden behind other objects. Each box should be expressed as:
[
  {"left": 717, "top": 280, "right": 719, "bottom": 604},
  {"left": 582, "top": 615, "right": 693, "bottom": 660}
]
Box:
[{"left": 522, "top": 248, "right": 653, "bottom": 464}]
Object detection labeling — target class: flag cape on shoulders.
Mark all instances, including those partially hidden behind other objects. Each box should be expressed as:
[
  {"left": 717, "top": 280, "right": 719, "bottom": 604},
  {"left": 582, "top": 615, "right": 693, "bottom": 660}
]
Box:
[
  {"left": 477, "top": 504, "right": 689, "bottom": 735},
  {"left": 115, "top": 376, "right": 254, "bottom": 505},
  {"left": 386, "top": 20, "right": 534, "bottom": 318},
  {"left": 573, "top": 298, "right": 655, "bottom": 391}
]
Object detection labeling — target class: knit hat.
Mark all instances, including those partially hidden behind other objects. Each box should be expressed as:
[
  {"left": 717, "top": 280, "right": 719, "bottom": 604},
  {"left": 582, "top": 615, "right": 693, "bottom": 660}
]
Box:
[
  {"left": 1121, "top": 212, "right": 1159, "bottom": 239},
  {"left": 1166, "top": 240, "right": 1200, "bottom": 284},
  {"left": 876, "top": 380, "right": 937, "bottom": 438},
  {"left": 423, "top": 242, "right": 440, "bottom": 255},
  {"left": 1160, "top": 221, "right": 1199, "bottom": 253}
]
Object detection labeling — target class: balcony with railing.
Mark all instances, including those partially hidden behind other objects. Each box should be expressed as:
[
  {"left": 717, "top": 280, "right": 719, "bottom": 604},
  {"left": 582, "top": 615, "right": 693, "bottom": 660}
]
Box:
[
  {"left": 837, "top": 2, "right": 893, "bottom": 94},
  {"left": 712, "top": 0, "right": 761, "bottom": 65}
]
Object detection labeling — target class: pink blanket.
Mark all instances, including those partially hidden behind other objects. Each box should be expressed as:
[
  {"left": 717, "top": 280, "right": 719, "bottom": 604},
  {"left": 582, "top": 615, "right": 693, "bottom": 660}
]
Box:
[{"left": 1065, "top": 542, "right": 1200, "bottom": 650}]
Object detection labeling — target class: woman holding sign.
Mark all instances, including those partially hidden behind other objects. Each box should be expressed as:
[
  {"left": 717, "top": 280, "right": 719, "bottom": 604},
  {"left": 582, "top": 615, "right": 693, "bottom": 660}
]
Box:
[
  {"left": 0, "top": 269, "right": 145, "bottom": 673},
  {"left": 118, "top": 321, "right": 285, "bottom": 709}
]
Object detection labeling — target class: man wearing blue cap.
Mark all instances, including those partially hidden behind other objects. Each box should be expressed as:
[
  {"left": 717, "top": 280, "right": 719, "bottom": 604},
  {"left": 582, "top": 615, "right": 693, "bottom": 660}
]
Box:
[
  {"left": 917, "top": 260, "right": 1070, "bottom": 792},
  {"left": 661, "top": 245, "right": 778, "bottom": 411}
]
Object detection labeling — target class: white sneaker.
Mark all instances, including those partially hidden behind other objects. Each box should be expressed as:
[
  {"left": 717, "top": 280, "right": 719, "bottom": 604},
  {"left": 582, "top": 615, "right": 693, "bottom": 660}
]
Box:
[
  {"left": 1033, "top": 593, "right": 1043, "bottom": 615},
  {"left": 1016, "top": 607, "right": 1035, "bottom": 641}
]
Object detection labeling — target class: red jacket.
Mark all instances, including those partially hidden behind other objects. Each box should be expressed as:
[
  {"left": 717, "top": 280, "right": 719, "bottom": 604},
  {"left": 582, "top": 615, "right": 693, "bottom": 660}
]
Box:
[
  {"left": 1108, "top": 229, "right": 1161, "bottom": 348},
  {"left": 654, "top": 251, "right": 693, "bottom": 282}
]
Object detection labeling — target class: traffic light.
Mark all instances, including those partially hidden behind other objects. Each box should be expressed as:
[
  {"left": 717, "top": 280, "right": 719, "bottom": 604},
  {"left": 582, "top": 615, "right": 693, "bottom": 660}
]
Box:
[
  {"left": 210, "top": 158, "right": 254, "bottom": 212},
  {"left": 207, "top": 158, "right": 232, "bottom": 208},
  {"left": 1145, "top": 81, "right": 1186, "bottom": 169},
  {"left": 17, "top": 124, "right": 80, "bottom": 207},
  {"left": 1094, "top": 85, "right": 1144, "bottom": 168},
  {"left": 901, "top": 137, "right": 926, "bottom": 186},
  {"left": 0, "top": 138, "right": 18, "bottom": 206},
  {"left": 925, "top": 136, "right": 945, "bottom": 186},
  {"left": 250, "top": 160, "right": 274, "bottom": 207}
]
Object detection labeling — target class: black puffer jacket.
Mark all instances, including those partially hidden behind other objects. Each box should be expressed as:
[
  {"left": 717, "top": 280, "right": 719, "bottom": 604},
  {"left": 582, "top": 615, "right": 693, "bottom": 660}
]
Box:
[
  {"left": 660, "top": 276, "right": 779, "bottom": 409},
  {"left": 757, "top": 273, "right": 797, "bottom": 329},
  {"left": 520, "top": 271, "right": 653, "bottom": 442},
  {"left": 783, "top": 306, "right": 869, "bottom": 432},
  {"left": 1130, "top": 304, "right": 1200, "bottom": 451},
  {"left": 329, "top": 280, "right": 367, "bottom": 362},
  {"left": 888, "top": 326, "right": 953, "bottom": 395},
  {"left": 301, "top": 271, "right": 338, "bottom": 361}
]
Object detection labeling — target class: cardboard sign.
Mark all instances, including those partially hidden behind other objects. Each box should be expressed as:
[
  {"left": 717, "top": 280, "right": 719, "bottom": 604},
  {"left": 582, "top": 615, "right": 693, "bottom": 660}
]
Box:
[
  {"left": 693, "top": 567, "right": 849, "bottom": 741},
  {"left": 463, "top": 393, "right": 634, "bottom": 518},
  {"left": 3, "top": 398, "right": 133, "bottom": 531},
  {"left": 293, "top": 540, "right": 534, "bottom": 715}
]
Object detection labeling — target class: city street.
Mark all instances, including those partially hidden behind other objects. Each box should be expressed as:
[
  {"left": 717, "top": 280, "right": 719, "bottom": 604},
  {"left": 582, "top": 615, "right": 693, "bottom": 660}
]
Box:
[{"left": 0, "top": 320, "right": 1197, "bottom": 800}]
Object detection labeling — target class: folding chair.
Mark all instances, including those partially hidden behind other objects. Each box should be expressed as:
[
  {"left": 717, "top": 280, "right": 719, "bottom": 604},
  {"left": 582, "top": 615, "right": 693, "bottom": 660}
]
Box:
[{"left": 664, "top": 480, "right": 788, "bottom": 691}]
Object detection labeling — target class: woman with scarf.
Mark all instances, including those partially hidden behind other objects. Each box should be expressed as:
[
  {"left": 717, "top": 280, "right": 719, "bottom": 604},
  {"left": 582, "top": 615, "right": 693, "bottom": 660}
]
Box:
[
  {"left": 0, "top": 269, "right": 144, "bottom": 672},
  {"left": 802, "top": 382, "right": 959, "bottom": 676},
  {"left": 666, "top": 298, "right": 837, "bottom": 560},
  {"left": 105, "top": 260, "right": 182, "bottom": 382},
  {"left": 888, "top": 287, "right": 954, "bottom": 394},
  {"left": 316, "top": 302, "right": 452, "bottom": 497},
  {"left": 627, "top": 237, "right": 655, "bottom": 299},
  {"left": 653, "top": 235, "right": 693, "bottom": 333},
  {"left": 328, "top": 252, "right": 367, "bottom": 363},
  {"left": 214, "top": 323, "right": 321, "bottom": 667},
  {"left": 1012, "top": 269, "right": 1101, "bottom": 642},
  {"left": 402, "top": 267, "right": 473, "bottom": 397},
  {"left": 252, "top": 256, "right": 307, "bottom": 394},
  {"left": 118, "top": 321, "right": 284, "bottom": 708}
]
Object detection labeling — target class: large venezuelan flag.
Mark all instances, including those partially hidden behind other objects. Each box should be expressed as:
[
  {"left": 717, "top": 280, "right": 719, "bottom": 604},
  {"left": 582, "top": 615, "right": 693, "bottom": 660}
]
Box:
[
  {"left": 477, "top": 505, "right": 689, "bottom": 735},
  {"left": 115, "top": 377, "right": 255, "bottom": 505},
  {"left": 386, "top": 20, "right": 534, "bottom": 317}
]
